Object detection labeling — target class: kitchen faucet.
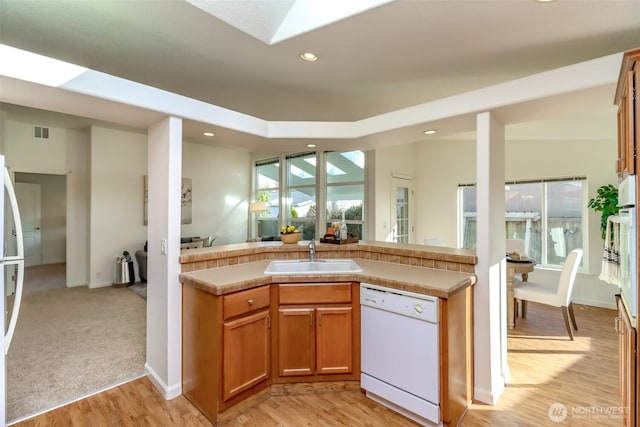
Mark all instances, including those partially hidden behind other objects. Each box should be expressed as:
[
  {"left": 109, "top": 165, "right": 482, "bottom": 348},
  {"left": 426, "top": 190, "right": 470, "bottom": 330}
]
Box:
[{"left": 308, "top": 240, "right": 316, "bottom": 262}]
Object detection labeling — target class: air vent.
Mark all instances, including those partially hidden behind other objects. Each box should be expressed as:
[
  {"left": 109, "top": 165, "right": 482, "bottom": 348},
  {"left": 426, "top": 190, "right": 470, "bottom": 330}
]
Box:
[{"left": 34, "top": 126, "right": 50, "bottom": 140}]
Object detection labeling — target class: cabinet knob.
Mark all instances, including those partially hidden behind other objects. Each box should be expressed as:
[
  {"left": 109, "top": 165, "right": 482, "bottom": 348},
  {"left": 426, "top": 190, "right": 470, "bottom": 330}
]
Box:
[{"left": 247, "top": 299, "right": 254, "bottom": 305}]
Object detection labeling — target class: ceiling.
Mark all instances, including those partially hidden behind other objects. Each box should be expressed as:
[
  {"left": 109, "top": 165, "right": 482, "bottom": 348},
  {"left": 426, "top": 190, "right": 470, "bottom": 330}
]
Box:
[{"left": 0, "top": 0, "right": 639, "bottom": 154}]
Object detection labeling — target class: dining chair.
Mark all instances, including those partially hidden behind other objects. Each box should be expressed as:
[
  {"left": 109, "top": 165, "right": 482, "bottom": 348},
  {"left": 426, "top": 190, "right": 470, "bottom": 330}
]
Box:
[
  {"left": 423, "top": 238, "right": 442, "bottom": 246},
  {"left": 513, "top": 249, "right": 583, "bottom": 340}
]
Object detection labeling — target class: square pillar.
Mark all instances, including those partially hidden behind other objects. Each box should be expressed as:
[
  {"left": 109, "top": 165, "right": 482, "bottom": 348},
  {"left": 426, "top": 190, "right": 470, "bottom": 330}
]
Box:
[
  {"left": 474, "top": 111, "right": 507, "bottom": 404},
  {"left": 146, "top": 116, "right": 182, "bottom": 399}
]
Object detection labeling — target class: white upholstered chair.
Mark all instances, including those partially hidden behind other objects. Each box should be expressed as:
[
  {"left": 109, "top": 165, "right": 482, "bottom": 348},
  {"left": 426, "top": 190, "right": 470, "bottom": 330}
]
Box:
[
  {"left": 423, "top": 238, "right": 442, "bottom": 246},
  {"left": 513, "top": 249, "right": 583, "bottom": 340}
]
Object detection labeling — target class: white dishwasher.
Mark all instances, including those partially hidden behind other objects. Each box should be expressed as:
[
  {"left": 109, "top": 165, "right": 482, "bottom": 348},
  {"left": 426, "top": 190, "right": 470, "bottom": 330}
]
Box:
[{"left": 360, "top": 283, "right": 441, "bottom": 426}]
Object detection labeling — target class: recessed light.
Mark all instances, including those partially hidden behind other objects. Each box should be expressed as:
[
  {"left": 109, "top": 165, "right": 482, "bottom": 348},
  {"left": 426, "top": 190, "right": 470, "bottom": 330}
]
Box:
[
  {"left": 423, "top": 129, "right": 437, "bottom": 135},
  {"left": 300, "top": 52, "right": 318, "bottom": 62},
  {"left": 203, "top": 132, "right": 215, "bottom": 137},
  {"left": 306, "top": 143, "right": 316, "bottom": 148}
]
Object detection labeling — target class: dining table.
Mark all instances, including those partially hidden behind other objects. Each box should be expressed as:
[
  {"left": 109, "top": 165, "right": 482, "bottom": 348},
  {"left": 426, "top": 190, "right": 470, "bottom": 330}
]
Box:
[{"left": 506, "top": 258, "right": 536, "bottom": 329}]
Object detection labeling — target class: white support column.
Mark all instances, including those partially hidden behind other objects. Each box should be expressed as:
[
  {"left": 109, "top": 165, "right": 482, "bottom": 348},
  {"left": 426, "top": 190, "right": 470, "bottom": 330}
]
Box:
[
  {"left": 145, "top": 116, "right": 183, "bottom": 399},
  {"left": 474, "top": 111, "right": 507, "bottom": 405}
]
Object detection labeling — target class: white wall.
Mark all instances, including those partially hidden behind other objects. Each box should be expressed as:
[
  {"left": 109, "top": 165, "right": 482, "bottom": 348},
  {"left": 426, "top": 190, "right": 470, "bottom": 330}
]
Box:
[
  {"left": 89, "top": 126, "right": 148, "bottom": 287},
  {"left": 2, "top": 118, "right": 251, "bottom": 289},
  {"left": 181, "top": 142, "right": 251, "bottom": 245},
  {"left": 414, "top": 140, "right": 476, "bottom": 247},
  {"left": 3, "top": 119, "right": 90, "bottom": 287},
  {"left": 408, "top": 136, "right": 619, "bottom": 308},
  {"left": 66, "top": 129, "right": 91, "bottom": 287}
]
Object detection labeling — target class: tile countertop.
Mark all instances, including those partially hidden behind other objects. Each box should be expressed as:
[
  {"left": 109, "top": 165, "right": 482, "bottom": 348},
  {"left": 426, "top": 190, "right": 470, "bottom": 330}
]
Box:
[{"left": 179, "top": 258, "right": 476, "bottom": 299}]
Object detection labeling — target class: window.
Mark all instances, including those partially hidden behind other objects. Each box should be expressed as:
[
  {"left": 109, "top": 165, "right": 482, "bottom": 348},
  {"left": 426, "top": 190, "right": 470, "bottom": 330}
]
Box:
[
  {"left": 286, "top": 152, "right": 317, "bottom": 240},
  {"left": 254, "top": 150, "right": 367, "bottom": 241},
  {"left": 459, "top": 177, "right": 586, "bottom": 268},
  {"left": 255, "top": 158, "right": 280, "bottom": 238},
  {"left": 325, "top": 151, "right": 365, "bottom": 239}
]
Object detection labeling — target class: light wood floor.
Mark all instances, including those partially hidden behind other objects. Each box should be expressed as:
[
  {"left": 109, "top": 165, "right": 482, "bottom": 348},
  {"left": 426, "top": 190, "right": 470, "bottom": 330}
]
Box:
[{"left": 13, "top": 302, "right": 620, "bottom": 427}]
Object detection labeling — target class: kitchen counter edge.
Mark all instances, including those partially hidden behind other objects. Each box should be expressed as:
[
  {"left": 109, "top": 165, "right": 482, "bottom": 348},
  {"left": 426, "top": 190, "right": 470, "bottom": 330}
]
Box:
[{"left": 179, "top": 259, "right": 475, "bottom": 299}]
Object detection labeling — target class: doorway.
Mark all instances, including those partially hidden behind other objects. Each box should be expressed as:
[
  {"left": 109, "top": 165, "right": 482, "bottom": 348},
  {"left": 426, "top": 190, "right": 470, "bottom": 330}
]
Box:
[
  {"left": 14, "top": 173, "right": 66, "bottom": 287},
  {"left": 390, "top": 177, "right": 415, "bottom": 244},
  {"left": 15, "top": 182, "right": 42, "bottom": 267}
]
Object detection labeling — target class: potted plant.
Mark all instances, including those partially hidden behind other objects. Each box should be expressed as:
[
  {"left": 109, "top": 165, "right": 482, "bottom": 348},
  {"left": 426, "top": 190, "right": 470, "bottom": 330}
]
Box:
[{"left": 587, "top": 184, "right": 619, "bottom": 240}]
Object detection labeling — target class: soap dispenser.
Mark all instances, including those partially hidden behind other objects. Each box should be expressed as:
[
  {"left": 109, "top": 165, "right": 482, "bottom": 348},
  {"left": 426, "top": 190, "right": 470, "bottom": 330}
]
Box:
[{"left": 340, "top": 211, "right": 348, "bottom": 240}]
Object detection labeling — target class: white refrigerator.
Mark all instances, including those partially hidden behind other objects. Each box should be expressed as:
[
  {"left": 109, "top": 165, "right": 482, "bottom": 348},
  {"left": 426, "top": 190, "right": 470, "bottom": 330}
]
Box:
[{"left": 0, "top": 154, "right": 25, "bottom": 425}]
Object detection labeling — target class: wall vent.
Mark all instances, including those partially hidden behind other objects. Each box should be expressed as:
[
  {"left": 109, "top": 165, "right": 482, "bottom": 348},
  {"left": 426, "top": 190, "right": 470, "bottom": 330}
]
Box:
[{"left": 34, "top": 125, "right": 50, "bottom": 140}]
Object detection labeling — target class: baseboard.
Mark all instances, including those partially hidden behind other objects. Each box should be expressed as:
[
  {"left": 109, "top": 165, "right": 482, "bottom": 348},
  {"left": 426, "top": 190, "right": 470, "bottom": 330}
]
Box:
[
  {"left": 474, "top": 382, "right": 504, "bottom": 406},
  {"left": 573, "top": 297, "right": 617, "bottom": 310},
  {"left": 89, "top": 281, "right": 112, "bottom": 289},
  {"left": 145, "top": 363, "right": 182, "bottom": 400}
]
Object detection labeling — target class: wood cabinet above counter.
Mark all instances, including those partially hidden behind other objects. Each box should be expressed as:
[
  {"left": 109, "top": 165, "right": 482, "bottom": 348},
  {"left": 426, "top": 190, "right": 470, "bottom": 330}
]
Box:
[{"left": 179, "top": 241, "right": 476, "bottom": 299}]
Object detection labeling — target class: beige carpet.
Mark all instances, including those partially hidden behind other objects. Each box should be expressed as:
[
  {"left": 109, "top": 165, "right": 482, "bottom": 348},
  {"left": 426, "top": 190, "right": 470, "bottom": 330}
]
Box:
[
  {"left": 6, "top": 285, "right": 146, "bottom": 423},
  {"left": 22, "top": 263, "right": 67, "bottom": 295}
]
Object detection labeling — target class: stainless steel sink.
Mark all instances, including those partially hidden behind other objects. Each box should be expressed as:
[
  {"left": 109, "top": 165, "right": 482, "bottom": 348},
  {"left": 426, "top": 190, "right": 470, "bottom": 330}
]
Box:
[{"left": 264, "top": 259, "right": 363, "bottom": 275}]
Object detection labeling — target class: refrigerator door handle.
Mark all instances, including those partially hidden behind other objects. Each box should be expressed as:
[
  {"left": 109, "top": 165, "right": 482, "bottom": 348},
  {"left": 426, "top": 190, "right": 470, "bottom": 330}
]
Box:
[{"left": 4, "top": 167, "right": 24, "bottom": 354}]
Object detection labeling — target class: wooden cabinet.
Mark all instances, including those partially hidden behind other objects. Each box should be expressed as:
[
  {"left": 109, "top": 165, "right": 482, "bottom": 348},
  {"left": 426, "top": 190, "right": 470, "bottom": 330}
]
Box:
[
  {"left": 278, "top": 307, "right": 315, "bottom": 376},
  {"left": 222, "top": 285, "right": 271, "bottom": 401},
  {"left": 275, "top": 283, "right": 359, "bottom": 382},
  {"left": 614, "top": 48, "right": 640, "bottom": 178},
  {"left": 182, "top": 278, "right": 469, "bottom": 424},
  {"left": 278, "top": 306, "right": 353, "bottom": 377},
  {"left": 316, "top": 307, "right": 353, "bottom": 374},
  {"left": 616, "top": 296, "right": 637, "bottom": 427},
  {"left": 222, "top": 309, "right": 270, "bottom": 401},
  {"left": 615, "top": 48, "right": 640, "bottom": 427},
  {"left": 182, "top": 284, "right": 271, "bottom": 424}
]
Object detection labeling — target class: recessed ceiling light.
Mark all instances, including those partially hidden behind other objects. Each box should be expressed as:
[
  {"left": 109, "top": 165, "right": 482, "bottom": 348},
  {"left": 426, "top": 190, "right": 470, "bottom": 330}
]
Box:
[
  {"left": 203, "top": 132, "right": 215, "bottom": 137},
  {"left": 300, "top": 52, "right": 318, "bottom": 62},
  {"left": 423, "top": 129, "right": 437, "bottom": 135},
  {"left": 306, "top": 143, "right": 316, "bottom": 148}
]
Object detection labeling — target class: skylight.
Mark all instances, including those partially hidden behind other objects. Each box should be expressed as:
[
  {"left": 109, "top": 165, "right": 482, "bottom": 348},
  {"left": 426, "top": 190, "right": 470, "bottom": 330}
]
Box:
[
  {"left": 326, "top": 163, "right": 346, "bottom": 176},
  {"left": 290, "top": 164, "right": 314, "bottom": 179},
  {"left": 0, "top": 44, "right": 87, "bottom": 87},
  {"left": 184, "top": 0, "right": 394, "bottom": 44},
  {"left": 304, "top": 156, "right": 345, "bottom": 175},
  {"left": 341, "top": 151, "right": 365, "bottom": 168}
]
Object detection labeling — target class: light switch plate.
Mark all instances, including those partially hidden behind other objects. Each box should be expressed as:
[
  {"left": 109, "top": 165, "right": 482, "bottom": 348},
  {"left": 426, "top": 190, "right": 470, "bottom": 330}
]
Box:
[{"left": 161, "top": 238, "right": 167, "bottom": 255}]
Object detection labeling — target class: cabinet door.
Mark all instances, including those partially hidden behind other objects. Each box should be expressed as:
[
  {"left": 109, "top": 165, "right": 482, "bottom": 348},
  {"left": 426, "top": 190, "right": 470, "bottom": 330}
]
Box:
[
  {"left": 223, "top": 309, "right": 270, "bottom": 401},
  {"left": 316, "top": 307, "right": 353, "bottom": 375},
  {"left": 633, "top": 66, "right": 639, "bottom": 175},
  {"left": 278, "top": 308, "right": 315, "bottom": 376},
  {"left": 617, "top": 70, "right": 637, "bottom": 177},
  {"left": 625, "top": 69, "right": 636, "bottom": 175},
  {"left": 618, "top": 100, "right": 628, "bottom": 176},
  {"left": 616, "top": 297, "right": 637, "bottom": 427}
]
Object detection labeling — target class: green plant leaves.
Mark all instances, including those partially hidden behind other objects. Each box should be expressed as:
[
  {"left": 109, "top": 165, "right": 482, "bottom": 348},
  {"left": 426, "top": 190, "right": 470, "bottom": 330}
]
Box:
[{"left": 587, "top": 184, "right": 619, "bottom": 240}]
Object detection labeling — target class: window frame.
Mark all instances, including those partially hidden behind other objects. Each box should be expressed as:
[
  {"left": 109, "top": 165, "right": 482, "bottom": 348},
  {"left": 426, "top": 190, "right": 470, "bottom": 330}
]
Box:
[
  {"left": 458, "top": 176, "right": 587, "bottom": 270},
  {"left": 253, "top": 150, "right": 368, "bottom": 241}
]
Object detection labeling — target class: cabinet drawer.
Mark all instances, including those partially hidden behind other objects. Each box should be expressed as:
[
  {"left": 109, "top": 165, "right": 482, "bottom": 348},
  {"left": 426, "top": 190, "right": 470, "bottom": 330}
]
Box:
[
  {"left": 279, "top": 283, "right": 352, "bottom": 305},
  {"left": 223, "top": 286, "right": 270, "bottom": 320}
]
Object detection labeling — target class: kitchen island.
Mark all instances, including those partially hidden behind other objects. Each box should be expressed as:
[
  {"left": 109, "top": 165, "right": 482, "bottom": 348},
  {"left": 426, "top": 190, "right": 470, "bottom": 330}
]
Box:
[{"left": 179, "top": 241, "right": 476, "bottom": 426}]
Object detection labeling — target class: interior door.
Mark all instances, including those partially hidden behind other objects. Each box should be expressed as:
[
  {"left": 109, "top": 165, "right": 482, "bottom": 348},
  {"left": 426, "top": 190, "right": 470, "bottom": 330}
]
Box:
[
  {"left": 390, "top": 177, "right": 414, "bottom": 244},
  {"left": 16, "top": 182, "right": 41, "bottom": 267}
]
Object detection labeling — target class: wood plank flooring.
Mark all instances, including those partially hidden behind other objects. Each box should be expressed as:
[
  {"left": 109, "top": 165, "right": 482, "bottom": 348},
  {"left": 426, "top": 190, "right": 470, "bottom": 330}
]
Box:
[{"left": 12, "top": 302, "right": 620, "bottom": 427}]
